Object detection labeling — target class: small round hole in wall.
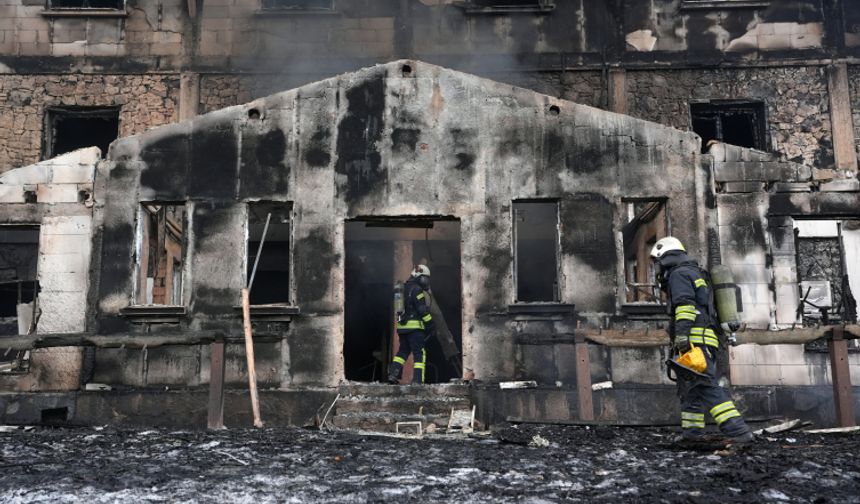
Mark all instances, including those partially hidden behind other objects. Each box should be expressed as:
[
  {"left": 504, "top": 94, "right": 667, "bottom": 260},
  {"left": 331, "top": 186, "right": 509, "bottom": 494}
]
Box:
[
  {"left": 548, "top": 105, "right": 560, "bottom": 116},
  {"left": 401, "top": 64, "right": 413, "bottom": 77},
  {"left": 248, "top": 108, "right": 261, "bottom": 120}
]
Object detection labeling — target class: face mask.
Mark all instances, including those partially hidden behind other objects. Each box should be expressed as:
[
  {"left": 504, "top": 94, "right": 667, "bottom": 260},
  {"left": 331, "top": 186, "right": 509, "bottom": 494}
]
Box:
[{"left": 417, "top": 275, "right": 431, "bottom": 290}]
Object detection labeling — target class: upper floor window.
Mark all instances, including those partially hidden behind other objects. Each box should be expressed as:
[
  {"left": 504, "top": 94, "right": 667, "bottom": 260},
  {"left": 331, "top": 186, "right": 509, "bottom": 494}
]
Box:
[
  {"left": 260, "top": 0, "right": 333, "bottom": 10},
  {"left": 513, "top": 200, "right": 559, "bottom": 302},
  {"left": 134, "top": 204, "right": 186, "bottom": 306},
  {"left": 47, "top": 0, "right": 125, "bottom": 9},
  {"left": 691, "top": 101, "right": 766, "bottom": 154},
  {"left": 43, "top": 107, "right": 119, "bottom": 160},
  {"left": 622, "top": 199, "right": 667, "bottom": 305}
]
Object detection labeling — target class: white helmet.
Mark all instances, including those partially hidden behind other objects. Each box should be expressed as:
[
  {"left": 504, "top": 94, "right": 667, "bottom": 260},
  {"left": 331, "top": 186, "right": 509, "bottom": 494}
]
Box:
[
  {"left": 411, "top": 264, "right": 431, "bottom": 278},
  {"left": 650, "top": 236, "right": 686, "bottom": 260}
]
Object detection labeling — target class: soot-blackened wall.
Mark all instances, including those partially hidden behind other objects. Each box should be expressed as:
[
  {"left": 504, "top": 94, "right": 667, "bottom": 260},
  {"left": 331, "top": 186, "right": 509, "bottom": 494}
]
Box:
[{"left": 93, "top": 60, "right": 703, "bottom": 386}]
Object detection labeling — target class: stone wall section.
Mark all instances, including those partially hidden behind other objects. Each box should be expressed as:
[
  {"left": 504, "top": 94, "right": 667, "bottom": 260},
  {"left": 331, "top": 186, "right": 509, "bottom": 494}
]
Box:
[
  {"left": 0, "top": 75, "right": 179, "bottom": 171},
  {"left": 627, "top": 67, "right": 833, "bottom": 169},
  {"left": 849, "top": 65, "right": 860, "bottom": 165}
]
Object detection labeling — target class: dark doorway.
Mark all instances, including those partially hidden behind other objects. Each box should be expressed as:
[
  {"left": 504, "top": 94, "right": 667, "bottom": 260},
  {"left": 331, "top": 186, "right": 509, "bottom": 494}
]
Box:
[
  {"left": 43, "top": 107, "right": 120, "bottom": 159},
  {"left": 344, "top": 219, "right": 462, "bottom": 383}
]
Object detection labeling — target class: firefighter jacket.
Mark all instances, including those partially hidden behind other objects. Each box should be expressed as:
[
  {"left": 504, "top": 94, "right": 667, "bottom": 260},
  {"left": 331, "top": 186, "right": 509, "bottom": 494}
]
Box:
[
  {"left": 396, "top": 278, "right": 436, "bottom": 335},
  {"left": 659, "top": 252, "right": 719, "bottom": 349}
]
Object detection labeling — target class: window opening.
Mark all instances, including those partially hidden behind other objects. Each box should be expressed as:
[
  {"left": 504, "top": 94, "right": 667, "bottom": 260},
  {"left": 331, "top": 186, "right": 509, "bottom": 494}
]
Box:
[
  {"left": 690, "top": 102, "right": 766, "bottom": 154},
  {"left": 260, "top": 0, "right": 333, "bottom": 10},
  {"left": 795, "top": 220, "right": 859, "bottom": 328},
  {"left": 0, "top": 226, "right": 40, "bottom": 373},
  {"left": 247, "top": 202, "right": 292, "bottom": 305},
  {"left": 513, "top": 201, "right": 559, "bottom": 302},
  {"left": 622, "top": 200, "right": 667, "bottom": 304},
  {"left": 135, "top": 204, "right": 186, "bottom": 306},
  {"left": 48, "top": 0, "right": 124, "bottom": 8},
  {"left": 44, "top": 107, "right": 119, "bottom": 160},
  {"left": 680, "top": 0, "right": 770, "bottom": 10}
]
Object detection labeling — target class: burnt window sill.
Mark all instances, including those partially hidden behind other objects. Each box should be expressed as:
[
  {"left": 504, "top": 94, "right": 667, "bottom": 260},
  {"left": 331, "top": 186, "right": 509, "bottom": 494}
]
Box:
[
  {"left": 232, "top": 304, "right": 300, "bottom": 322},
  {"left": 254, "top": 9, "right": 339, "bottom": 16},
  {"left": 461, "top": 5, "right": 555, "bottom": 15},
  {"left": 41, "top": 9, "right": 128, "bottom": 18},
  {"left": 508, "top": 303, "right": 575, "bottom": 315},
  {"left": 679, "top": 1, "right": 769, "bottom": 10},
  {"left": 120, "top": 305, "right": 186, "bottom": 323}
]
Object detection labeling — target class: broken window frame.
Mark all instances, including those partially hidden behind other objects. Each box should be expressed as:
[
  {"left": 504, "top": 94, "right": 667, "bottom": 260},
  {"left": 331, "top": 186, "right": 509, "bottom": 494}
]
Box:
[
  {"left": 621, "top": 198, "right": 668, "bottom": 307},
  {"left": 245, "top": 201, "right": 294, "bottom": 307},
  {"left": 42, "top": 106, "right": 120, "bottom": 160},
  {"left": 512, "top": 199, "right": 561, "bottom": 304},
  {"left": 259, "top": 0, "right": 334, "bottom": 11},
  {"left": 0, "top": 225, "right": 40, "bottom": 374},
  {"left": 46, "top": 0, "right": 125, "bottom": 10},
  {"left": 132, "top": 203, "right": 188, "bottom": 307},
  {"left": 690, "top": 101, "right": 768, "bottom": 154}
]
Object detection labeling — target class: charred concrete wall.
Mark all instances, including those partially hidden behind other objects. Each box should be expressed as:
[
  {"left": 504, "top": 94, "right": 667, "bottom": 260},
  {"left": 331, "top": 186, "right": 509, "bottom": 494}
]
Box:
[
  {"left": 90, "top": 60, "right": 703, "bottom": 388},
  {"left": 850, "top": 65, "right": 860, "bottom": 164}
]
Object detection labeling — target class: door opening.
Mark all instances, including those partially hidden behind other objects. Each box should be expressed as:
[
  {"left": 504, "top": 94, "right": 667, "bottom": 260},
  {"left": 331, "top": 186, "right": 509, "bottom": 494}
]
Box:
[{"left": 344, "top": 218, "right": 462, "bottom": 383}]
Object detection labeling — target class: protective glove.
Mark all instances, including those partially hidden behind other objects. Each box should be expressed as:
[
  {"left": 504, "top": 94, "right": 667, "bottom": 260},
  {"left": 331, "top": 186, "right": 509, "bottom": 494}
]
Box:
[{"left": 673, "top": 333, "right": 691, "bottom": 354}]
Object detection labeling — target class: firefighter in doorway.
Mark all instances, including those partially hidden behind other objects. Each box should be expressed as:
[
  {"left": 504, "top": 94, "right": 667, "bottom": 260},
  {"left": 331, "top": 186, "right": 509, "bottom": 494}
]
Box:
[
  {"left": 651, "top": 237, "right": 754, "bottom": 443},
  {"left": 388, "top": 265, "right": 436, "bottom": 385}
]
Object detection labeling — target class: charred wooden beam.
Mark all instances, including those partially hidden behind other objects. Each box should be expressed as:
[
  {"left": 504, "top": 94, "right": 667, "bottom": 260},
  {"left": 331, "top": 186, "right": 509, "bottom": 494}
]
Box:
[
  {"left": 0, "top": 331, "right": 236, "bottom": 351},
  {"left": 580, "top": 325, "right": 860, "bottom": 347}
]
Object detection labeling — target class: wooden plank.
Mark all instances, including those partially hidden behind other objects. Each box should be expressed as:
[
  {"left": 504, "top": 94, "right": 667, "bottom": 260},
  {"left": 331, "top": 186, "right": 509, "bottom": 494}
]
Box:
[
  {"left": 829, "top": 326, "right": 856, "bottom": 428},
  {"left": 207, "top": 341, "right": 226, "bottom": 430},
  {"left": 241, "top": 288, "right": 264, "bottom": 428},
  {"left": 574, "top": 334, "right": 594, "bottom": 421},
  {"left": 0, "top": 331, "right": 229, "bottom": 351},
  {"left": 581, "top": 325, "right": 860, "bottom": 347}
]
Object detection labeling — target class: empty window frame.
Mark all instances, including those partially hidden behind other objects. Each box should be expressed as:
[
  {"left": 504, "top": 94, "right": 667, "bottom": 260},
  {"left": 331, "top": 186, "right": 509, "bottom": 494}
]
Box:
[
  {"left": 135, "top": 204, "right": 186, "bottom": 306},
  {"left": 43, "top": 107, "right": 120, "bottom": 160},
  {"left": 622, "top": 199, "right": 667, "bottom": 304},
  {"left": 690, "top": 102, "right": 766, "bottom": 154},
  {"left": 47, "top": 0, "right": 124, "bottom": 9},
  {"left": 794, "top": 220, "right": 859, "bottom": 326},
  {"left": 0, "top": 226, "right": 40, "bottom": 373},
  {"left": 246, "top": 202, "right": 292, "bottom": 305},
  {"left": 513, "top": 201, "right": 559, "bottom": 302},
  {"left": 260, "top": 0, "right": 333, "bottom": 10}
]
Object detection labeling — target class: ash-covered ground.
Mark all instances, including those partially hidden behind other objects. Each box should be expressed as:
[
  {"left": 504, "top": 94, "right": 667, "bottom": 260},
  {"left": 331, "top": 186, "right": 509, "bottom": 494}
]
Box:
[{"left": 2, "top": 424, "right": 859, "bottom": 503}]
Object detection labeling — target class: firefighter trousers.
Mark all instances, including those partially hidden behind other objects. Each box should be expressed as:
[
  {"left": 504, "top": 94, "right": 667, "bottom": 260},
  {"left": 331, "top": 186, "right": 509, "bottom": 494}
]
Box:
[
  {"left": 387, "top": 330, "right": 427, "bottom": 384},
  {"left": 678, "top": 344, "right": 751, "bottom": 438}
]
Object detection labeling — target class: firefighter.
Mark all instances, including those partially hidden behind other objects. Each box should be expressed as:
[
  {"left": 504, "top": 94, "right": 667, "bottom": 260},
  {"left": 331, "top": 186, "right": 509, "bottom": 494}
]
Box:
[
  {"left": 651, "top": 236, "right": 754, "bottom": 443},
  {"left": 387, "top": 265, "right": 436, "bottom": 385}
]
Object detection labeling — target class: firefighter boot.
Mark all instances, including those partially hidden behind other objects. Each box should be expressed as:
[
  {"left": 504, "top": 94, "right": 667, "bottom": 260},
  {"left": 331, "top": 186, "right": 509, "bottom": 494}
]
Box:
[{"left": 387, "top": 360, "right": 403, "bottom": 384}]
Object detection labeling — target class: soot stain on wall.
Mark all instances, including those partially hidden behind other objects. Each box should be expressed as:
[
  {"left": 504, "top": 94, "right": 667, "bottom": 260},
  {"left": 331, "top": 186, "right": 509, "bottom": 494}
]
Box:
[
  {"left": 391, "top": 128, "right": 420, "bottom": 154},
  {"left": 189, "top": 126, "right": 239, "bottom": 199},
  {"left": 294, "top": 229, "right": 339, "bottom": 305},
  {"left": 241, "top": 128, "right": 290, "bottom": 198},
  {"left": 449, "top": 128, "right": 477, "bottom": 173},
  {"left": 140, "top": 134, "right": 189, "bottom": 199},
  {"left": 335, "top": 76, "right": 386, "bottom": 205},
  {"left": 304, "top": 127, "right": 332, "bottom": 168}
]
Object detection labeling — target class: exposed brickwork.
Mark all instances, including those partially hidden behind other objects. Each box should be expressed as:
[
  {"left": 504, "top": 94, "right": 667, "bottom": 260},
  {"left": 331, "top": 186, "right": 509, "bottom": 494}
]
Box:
[
  {"left": 627, "top": 67, "right": 834, "bottom": 168},
  {"left": 491, "top": 71, "right": 604, "bottom": 108},
  {"left": 849, "top": 65, "right": 860, "bottom": 164},
  {"left": 0, "top": 75, "right": 179, "bottom": 171}
]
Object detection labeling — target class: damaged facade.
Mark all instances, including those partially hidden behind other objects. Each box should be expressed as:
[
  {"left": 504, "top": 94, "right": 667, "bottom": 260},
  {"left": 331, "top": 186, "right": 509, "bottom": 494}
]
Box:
[{"left": 1, "top": 0, "right": 859, "bottom": 429}]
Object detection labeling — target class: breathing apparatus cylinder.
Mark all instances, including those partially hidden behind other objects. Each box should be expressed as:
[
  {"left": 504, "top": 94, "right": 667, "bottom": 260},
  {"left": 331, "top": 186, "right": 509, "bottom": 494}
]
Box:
[
  {"left": 393, "top": 281, "right": 404, "bottom": 316},
  {"left": 710, "top": 264, "right": 741, "bottom": 345}
]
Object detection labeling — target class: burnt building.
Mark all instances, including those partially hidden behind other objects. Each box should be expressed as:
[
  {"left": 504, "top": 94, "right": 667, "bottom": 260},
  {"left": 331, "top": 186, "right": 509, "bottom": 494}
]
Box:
[{"left": 0, "top": 1, "right": 858, "bottom": 428}]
